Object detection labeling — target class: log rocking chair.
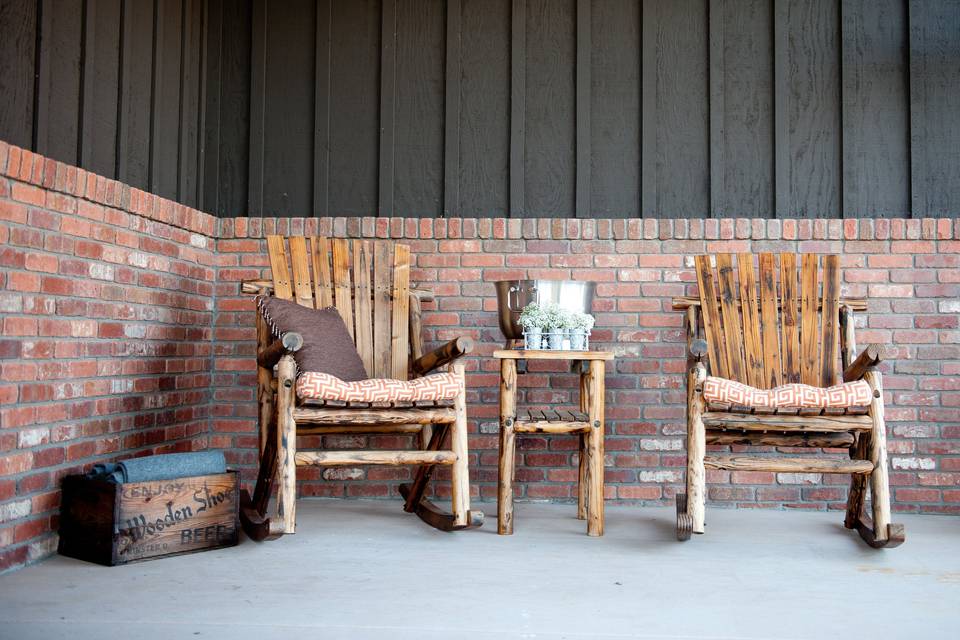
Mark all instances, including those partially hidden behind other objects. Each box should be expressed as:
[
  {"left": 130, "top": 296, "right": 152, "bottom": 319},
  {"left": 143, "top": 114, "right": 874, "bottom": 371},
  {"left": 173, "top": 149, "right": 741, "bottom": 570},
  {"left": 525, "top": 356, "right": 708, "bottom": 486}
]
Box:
[
  {"left": 239, "top": 236, "right": 484, "bottom": 539},
  {"left": 674, "top": 253, "right": 904, "bottom": 548}
]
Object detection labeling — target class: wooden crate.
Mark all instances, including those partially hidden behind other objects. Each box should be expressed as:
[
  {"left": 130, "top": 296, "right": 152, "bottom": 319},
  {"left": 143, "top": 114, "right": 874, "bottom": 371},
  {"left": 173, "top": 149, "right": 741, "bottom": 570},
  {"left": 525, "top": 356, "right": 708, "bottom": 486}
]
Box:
[{"left": 58, "top": 471, "right": 240, "bottom": 566}]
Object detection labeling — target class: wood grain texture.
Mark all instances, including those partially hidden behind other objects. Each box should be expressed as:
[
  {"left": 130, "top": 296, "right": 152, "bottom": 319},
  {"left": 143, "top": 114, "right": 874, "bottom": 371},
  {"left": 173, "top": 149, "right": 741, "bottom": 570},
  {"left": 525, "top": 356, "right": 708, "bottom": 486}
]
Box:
[
  {"left": 646, "top": 0, "right": 709, "bottom": 218},
  {"left": 908, "top": 0, "right": 960, "bottom": 217},
  {"left": 509, "top": 0, "right": 525, "bottom": 217},
  {"left": 373, "top": 241, "right": 392, "bottom": 378},
  {"left": 737, "top": 253, "right": 763, "bottom": 387},
  {"left": 716, "top": 0, "right": 774, "bottom": 217},
  {"left": 0, "top": 0, "right": 38, "bottom": 148},
  {"left": 150, "top": 0, "right": 184, "bottom": 200},
  {"left": 800, "top": 254, "right": 819, "bottom": 386},
  {"left": 524, "top": 0, "right": 575, "bottom": 218},
  {"left": 80, "top": 0, "right": 122, "bottom": 177},
  {"left": 328, "top": 0, "right": 379, "bottom": 217},
  {"left": 460, "top": 0, "right": 510, "bottom": 217},
  {"left": 353, "top": 240, "right": 374, "bottom": 374},
  {"left": 261, "top": 0, "right": 315, "bottom": 217},
  {"left": 314, "top": 0, "right": 331, "bottom": 218},
  {"left": 332, "top": 238, "right": 354, "bottom": 335},
  {"left": 758, "top": 253, "right": 782, "bottom": 388},
  {"left": 498, "top": 357, "right": 517, "bottom": 534},
  {"left": 787, "top": 0, "right": 841, "bottom": 218},
  {"left": 779, "top": 253, "right": 800, "bottom": 383},
  {"left": 695, "top": 255, "right": 728, "bottom": 379},
  {"left": 704, "top": 454, "right": 873, "bottom": 474},
  {"left": 591, "top": 0, "right": 638, "bottom": 218},
  {"left": 393, "top": 0, "right": 444, "bottom": 217},
  {"left": 841, "top": 0, "right": 909, "bottom": 217},
  {"left": 715, "top": 254, "right": 746, "bottom": 382},
  {"left": 819, "top": 254, "right": 840, "bottom": 386},
  {"left": 390, "top": 243, "right": 410, "bottom": 380},
  {"left": 378, "top": 0, "right": 397, "bottom": 216},
  {"left": 443, "top": 0, "right": 461, "bottom": 217},
  {"left": 36, "top": 0, "right": 83, "bottom": 165}
]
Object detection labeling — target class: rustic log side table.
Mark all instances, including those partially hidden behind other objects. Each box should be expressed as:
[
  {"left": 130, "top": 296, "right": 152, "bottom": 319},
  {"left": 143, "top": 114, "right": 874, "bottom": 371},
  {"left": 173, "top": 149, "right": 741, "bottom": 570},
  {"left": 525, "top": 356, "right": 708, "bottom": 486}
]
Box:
[{"left": 493, "top": 349, "right": 615, "bottom": 536}]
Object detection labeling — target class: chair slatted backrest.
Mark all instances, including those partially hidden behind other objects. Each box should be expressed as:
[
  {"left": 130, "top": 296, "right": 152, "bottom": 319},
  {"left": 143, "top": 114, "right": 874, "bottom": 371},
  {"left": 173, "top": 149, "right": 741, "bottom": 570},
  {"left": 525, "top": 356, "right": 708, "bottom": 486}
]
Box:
[
  {"left": 266, "top": 236, "right": 410, "bottom": 380},
  {"left": 694, "top": 253, "right": 842, "bottom": 389}
]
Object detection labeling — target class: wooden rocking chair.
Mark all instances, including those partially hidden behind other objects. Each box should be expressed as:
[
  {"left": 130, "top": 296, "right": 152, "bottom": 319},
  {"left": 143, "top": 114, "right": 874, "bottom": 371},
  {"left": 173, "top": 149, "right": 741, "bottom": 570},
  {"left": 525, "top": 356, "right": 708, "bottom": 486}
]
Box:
[
  {"left": 239, "top": 236, "right": 484, "bottom": 539},
  {"left": 673, "top": 253, "right": 904, "bottom": 548}
]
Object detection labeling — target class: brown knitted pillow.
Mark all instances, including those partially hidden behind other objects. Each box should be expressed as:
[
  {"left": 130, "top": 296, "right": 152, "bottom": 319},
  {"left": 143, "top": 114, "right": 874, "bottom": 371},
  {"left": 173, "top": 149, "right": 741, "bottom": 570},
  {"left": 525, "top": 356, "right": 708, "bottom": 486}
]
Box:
[{"left": 257, "top": 297, "right": 368, "bottom": 382}]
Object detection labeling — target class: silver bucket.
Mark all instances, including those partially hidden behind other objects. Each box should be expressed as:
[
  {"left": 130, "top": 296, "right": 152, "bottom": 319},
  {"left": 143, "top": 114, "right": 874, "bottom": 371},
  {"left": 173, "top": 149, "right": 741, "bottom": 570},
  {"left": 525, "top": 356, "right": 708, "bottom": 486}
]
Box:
[{"left": 494, "top": 279, "right": 596, "bottom": 340}]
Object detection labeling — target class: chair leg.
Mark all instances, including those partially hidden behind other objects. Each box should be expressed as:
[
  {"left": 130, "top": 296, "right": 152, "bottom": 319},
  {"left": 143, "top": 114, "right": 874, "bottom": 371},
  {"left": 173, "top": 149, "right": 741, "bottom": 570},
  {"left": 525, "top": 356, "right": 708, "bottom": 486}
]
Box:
[
  {"left": 684, "top": 366, "right": 707, "bottom": 536},
  {"left": 276, "top": 355, "right": 298, "bottom": 535},
  {"left": 577, "top": 433, "right": 588, "bottom": 520},
  {"left": 844, "top": 434, "right": 869, "bottom": 530},
  {"left": 449, "top": 363, "right": 470, "bottom": 528}
]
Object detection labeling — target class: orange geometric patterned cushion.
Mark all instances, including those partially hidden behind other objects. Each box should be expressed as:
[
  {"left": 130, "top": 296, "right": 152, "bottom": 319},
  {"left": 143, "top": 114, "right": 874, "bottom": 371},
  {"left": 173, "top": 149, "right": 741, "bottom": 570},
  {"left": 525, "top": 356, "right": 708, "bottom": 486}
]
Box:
[
  {"left": 702, "top": 376, "right": 873, "bottom": 409},
  {"left": 297, "top": 371, "right": 463, "bottom": 402}
]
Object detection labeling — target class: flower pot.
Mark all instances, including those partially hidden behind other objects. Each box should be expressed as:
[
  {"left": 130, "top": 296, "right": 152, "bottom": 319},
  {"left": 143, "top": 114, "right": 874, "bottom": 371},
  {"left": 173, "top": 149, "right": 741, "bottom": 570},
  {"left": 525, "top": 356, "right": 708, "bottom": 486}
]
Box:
[
  {"left": 523, "top": 329, "right": 543, "bottom": 350},
  {"left": 545, "top": 330, "right": 565, "bottom": 350},
  {"left": 569, "top": 329, "right": 588, "bottom": 351}
]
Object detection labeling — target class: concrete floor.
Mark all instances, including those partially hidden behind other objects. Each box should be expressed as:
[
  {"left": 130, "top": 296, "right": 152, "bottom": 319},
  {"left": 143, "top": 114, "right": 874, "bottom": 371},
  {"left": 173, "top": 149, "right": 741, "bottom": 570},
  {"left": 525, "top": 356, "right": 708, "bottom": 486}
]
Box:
[{"left": 0, "top": 499, "right": 958, "bottom": 640}]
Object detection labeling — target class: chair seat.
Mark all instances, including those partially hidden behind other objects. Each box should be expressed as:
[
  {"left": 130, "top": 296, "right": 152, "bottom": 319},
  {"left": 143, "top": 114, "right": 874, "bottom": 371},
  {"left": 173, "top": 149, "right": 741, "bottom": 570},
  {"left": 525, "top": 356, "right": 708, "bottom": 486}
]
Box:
[
  {"left": 703, "top": 376, "right": 873, "bottom": 410},
  {"left": 297, "top": 371, "right": 463, "bottom": 403}
]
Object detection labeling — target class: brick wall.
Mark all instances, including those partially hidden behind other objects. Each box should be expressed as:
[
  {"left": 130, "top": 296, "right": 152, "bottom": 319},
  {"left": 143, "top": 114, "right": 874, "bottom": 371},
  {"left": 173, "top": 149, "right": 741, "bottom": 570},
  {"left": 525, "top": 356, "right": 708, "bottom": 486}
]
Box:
[
  {"left": 1, "top": 138, "right": 958, "bottom": 573},
  {"left": 0, "top": 141, "right": 217, "bottom": 572},
  {"left": 213, "top": 216, "right": 960, "bottom": 513}
]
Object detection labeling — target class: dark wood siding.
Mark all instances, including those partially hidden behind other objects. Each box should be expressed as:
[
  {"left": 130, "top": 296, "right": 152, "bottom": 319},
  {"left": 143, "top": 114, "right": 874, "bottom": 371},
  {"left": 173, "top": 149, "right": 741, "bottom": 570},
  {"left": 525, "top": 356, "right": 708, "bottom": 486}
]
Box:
[
  {"left": 0, "top": 0, "right": 206, "bottom": 206},
  {"left": 2, "top": 0, "right": 959, "bottom": 218}
]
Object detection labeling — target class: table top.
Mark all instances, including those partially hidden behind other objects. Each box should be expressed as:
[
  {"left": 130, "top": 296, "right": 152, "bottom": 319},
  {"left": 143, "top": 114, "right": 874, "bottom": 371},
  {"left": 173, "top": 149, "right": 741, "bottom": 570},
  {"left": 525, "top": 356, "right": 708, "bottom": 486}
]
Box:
[{"left": 493, "top": 349, "right": 614, "bottom": 361}]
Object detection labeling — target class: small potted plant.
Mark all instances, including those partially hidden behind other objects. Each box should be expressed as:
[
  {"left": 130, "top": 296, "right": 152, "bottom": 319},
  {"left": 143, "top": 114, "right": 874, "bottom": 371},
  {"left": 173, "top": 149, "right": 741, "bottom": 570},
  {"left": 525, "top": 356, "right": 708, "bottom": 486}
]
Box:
[
  {"left": 568, "top": 312, "right": 595, "bottom": 350},
  {"left": 542, "top": 303, "right": 569, "bottom": 350},
  {"left": 519, "top": 303, "right": 546, "bottom": 350}
]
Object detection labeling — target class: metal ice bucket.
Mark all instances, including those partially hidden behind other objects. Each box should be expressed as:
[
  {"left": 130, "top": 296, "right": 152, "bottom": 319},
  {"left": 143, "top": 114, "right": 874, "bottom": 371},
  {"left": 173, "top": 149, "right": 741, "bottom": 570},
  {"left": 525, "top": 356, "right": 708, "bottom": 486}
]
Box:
[{"left": 494, "top": 279, "right": 596, "bottom": 340}]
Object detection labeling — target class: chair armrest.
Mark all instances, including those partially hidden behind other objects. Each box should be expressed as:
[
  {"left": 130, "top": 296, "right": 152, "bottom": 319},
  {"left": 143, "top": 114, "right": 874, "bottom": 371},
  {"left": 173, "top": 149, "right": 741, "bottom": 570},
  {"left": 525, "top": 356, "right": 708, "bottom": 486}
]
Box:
[
  {"left": 843, "top": 344, "right": 888, "bottom": 382},
  {"left": 411, "top": 337, "right": 474, "bottom": 376},
  {"left": 258, "top": 332, "right": 303, "bottom": 369}
]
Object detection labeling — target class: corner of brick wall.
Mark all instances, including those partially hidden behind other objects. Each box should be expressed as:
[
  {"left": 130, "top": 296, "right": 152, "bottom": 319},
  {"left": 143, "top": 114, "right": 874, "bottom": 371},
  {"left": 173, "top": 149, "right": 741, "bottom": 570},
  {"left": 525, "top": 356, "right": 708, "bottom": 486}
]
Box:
[{"left": 0, "top": 141, "right": 218, "bottom": 573}]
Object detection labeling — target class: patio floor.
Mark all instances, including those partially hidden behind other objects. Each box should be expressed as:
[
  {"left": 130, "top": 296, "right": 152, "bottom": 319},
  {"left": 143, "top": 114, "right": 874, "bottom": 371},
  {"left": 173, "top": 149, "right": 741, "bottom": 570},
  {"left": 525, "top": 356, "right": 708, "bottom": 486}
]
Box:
[{"left": 1, "top": 499, "right": 957, "bottom": 639}]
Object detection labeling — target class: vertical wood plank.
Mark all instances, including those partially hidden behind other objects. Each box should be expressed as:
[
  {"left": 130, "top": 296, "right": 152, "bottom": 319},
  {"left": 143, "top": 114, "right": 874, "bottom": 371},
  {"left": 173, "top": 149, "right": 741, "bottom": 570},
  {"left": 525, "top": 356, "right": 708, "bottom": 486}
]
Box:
[
  {"left": 117, "top": 0, "right": 154, "bottom": 189},
  {"left": 590, "top": 0, "right": 638, "bottom": 218},
  {"left": 459, "top": 0, "right": 510, "bottom": 217},
  {"left": 353, "top": 240, "right": 374, "bottom": 375},
  {"left": 585, "top": 359, "right": 605, "bottom": 537},
  {"left": 0, "top": 0, "right": 38, "bottom": 149},
  {"left": 150, "top": 0, "right": 184, "bottom": 200},
  {"left": 524, "top": 0, "right": 576, "bottom": 218},
  {"left": 707, "top": 0, "right": 724, "bottom": 217},
  {"left": 443, "top": 0, "right": 462, "bottom": 217},
  {"left": 266, "top": 235, "right": 293, "bottom": 300},
  {"left": 574, "top": 0, "right": 590, "bottom": 218},
  {"left": 261, "top": 0, "right": 315, "bottom": 217},
  {"left": 737, "top": 253, "right": 764, "bottom": 388},
  {"left": 36, "top": 0, "right": 84, "bottom": 165},
  {"left": 799, "top": 253, "right": 820, "bottom": 386},
  {"left": 715, "top": 253, "right": 746, "bottom": 383},
  {"left": 178, "top": 0, "right": 203, "bottom": 207},
  {"left": 310, "top": 236, "right": 333, "bottom": 308},
  {"left": 313, "top": 0, "right": 331, "bottom": 218},
  {"left": 393, "top": 0, "right": 444, "bottom": 217},
  {"left": 373, "top": 241, "right": 393, "bottom": 378},
  {"left": 788, "top": 0, "right": 842, "bottom": 218},
  {"left": 695, "top": 255, "right": 728, "bottom": 379},
  {"left": 639, "top": 0, "right": 656, "bottom": 218},
  {"left": 247, "top": 0, "right": 266, "bottom": 216},
  {"left": 390, "top": 244, "right": 410, "bottom": 380},
  {"left": 328, "top": 0, "right": 379, "bottom": 216},
  {"left": 773, "top": 0, "right": 789, "bottom": 217},
  {"left": 199, "top": 0, "right": 222, "bottom": 214},
  {"left": 288, "top": 236, "right": 314, "bottom": 308},
  {"left": 758, "top": 253, "right": 782, "bottom": 388},
  {"left": 377, "top": 0, "right": 396, "bottom": 217},
  {"left": 819, "top": 254, "right": 841, "bottom": 386},
  {"left": 331, "top": 239, "right": 354, "bottom": 337},
  {"left": 779, "top": 253, "right": 800, "bottom": 383},
  {"left": 841, "top": 0, "right": 909, "bottom": 217},
  {"left": 509, "top": 0, "right": 525, "bottom": 217}
]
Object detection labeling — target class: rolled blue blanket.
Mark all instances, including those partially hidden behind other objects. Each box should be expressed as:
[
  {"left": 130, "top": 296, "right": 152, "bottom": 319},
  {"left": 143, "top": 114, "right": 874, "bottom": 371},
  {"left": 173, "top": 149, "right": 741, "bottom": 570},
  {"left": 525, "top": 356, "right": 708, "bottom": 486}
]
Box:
[{"left": 89, "top": 451, "right": 226, "bottom": 483}]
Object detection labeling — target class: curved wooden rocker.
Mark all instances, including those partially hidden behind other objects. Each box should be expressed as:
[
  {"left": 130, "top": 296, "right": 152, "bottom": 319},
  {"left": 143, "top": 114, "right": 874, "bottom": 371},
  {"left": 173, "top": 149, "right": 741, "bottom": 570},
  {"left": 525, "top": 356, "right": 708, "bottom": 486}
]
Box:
[
  {"left": 240, "top": 236, "right": 483, "bottom": 540},
  {"left": 673, "top": 253, "right": 904, "bottom": 549}
]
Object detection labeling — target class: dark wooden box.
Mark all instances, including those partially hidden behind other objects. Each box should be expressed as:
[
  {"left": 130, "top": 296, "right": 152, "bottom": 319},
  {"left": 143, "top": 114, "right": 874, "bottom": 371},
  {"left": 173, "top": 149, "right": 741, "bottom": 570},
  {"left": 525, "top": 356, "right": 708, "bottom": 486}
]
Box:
[{"left": 58, "top": 471, "right": 240, "bottom": 566}]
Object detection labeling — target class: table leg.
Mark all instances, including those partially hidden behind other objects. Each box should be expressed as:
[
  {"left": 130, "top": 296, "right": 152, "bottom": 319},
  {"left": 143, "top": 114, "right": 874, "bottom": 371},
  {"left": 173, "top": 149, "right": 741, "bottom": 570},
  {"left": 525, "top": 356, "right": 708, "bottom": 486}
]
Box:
[
  {"left": 586, "top": 359, "right": 605, "bottom": 536},
  {"left": 498, "top": 358, "right": 517, "bottom": 535},
  {"left": 577, "top": 433, "right": 588, "bottom": 520}
]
